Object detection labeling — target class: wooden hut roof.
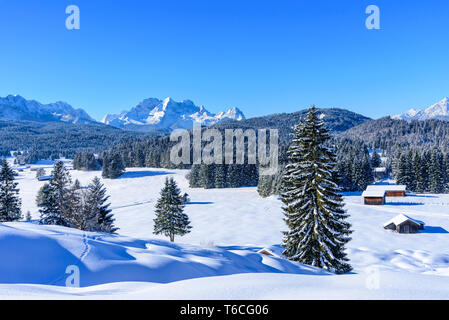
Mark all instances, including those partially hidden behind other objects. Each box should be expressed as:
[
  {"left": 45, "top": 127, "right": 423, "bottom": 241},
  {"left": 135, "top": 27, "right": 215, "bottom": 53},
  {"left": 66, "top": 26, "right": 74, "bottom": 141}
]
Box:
[
  {"left": 362, "top": 190, "right": 386, "bottom": 198},
  {"left": 366, "top": 185, "right": 406, "bottom": 192},
  {"left": 383, "top": 214, "right": 425, "bottom": 228}
]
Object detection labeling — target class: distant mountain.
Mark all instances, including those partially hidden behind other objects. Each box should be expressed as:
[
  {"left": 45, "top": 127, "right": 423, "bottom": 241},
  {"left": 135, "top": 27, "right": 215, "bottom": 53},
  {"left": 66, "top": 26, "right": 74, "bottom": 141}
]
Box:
[
  {"left": 101, "top": 97, "right": 245, "bottom": 132},
  {"left": 393, "top": 97, "right": 449, "bottom": 121},
  {"left": 211, "top": 107, "right": 371, "bottom": 142},
  {"left": 0, "top": 95, "right": 95, "bottom": 124}
]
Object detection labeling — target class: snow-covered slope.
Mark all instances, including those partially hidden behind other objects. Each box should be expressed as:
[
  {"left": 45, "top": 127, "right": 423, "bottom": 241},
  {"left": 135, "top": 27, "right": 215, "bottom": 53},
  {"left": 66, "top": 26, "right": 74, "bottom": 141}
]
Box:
[
  {"left": 0, "top": 95, "right": 95, "bottom": 124},
  {"left": 393, "top": 97, "right": 449, "bottom": 121},
  {"left": 2, "top": 165, "right": 449, "bottom": 298},
  {"left": 0, "top": 222, "right": 326, "bottom": 287},
  {"left": 101, "top": 97, "right": 245, "bottom": 132}
]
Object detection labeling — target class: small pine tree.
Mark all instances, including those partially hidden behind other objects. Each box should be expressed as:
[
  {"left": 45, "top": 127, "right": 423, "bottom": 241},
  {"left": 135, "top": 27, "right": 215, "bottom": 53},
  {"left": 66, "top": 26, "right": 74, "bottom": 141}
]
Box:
[
  {"left": 83, "top": 177, "right": 118, "bottom": 233},
  {"left": 0, "top": 159, "right": 22, "bottom": 222},
  {"left": 73, "top": 179, "right": 81, "bottom": 190},
  {"left": 153, "top": 177, "right": 192, "bottom": 242},
  {"left": 281, "top": 106, "right": 352, "bottom": 274},
  {"left": 371, "top": 149, "right": 382, "bottom": 168},
  {"left": 38, "top": 161, "right": 76, "bottom": 226},
  {"left": 25, "top": 210, "right": 32, "bottom": 221},
  {"left": 35, "top": 168, "right": 46, "bottom": 179},
  {"left": 429, "top": 148, "right": 444, "bottom": 193},
  {"left": 188, "top": 164, "right": 201, "bottom": 188},
  {"left": 214, "top": 164, "right": 227, "bottom": 188}
]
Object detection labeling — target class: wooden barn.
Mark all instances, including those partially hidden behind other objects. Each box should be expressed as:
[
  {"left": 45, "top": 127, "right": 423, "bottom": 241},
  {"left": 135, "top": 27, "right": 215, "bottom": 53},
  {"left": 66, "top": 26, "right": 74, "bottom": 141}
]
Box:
[
  {"left": 366, "top": 185, "right": 407, "bottom": 197},
  {"left": 362, "top": 190, "right": 386, "bottom": 205},
  {"left": 383, "top": 214, "right": 425, "bottom": 234}
]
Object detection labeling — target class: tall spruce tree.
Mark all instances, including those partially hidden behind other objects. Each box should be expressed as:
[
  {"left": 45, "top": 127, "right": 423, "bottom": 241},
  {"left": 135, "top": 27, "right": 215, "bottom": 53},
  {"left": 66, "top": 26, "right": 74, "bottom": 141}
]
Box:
[
  {"left": 0, "top": 159, "right": 22, "bottom": 222},
  {"left": 153, "top": 177, "right": 192, "bottom": 242},
  {"left": 281, "top": 106, "right": 352, "bottom": 274}
]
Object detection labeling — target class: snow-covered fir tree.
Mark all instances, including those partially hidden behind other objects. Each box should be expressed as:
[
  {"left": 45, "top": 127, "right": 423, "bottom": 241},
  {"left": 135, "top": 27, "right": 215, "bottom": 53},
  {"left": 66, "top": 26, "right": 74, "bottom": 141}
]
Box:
[
  {"left": 0, "top": 159, "right": 22, "bottom": 222},
  {"left": 281, "top": 106, "right": 352, "bottom": 274},
  {"left": 37, "top": 161, "right": 77, "bottom": 226},
  {"left": 371, "top": 149, "right": 382, "bottom": 168},
  {"left": 81, "top": 177, "right": 118, "bottom": 233},
  {"left": 153, "top": 177, "right": 192, "bottom": 242}
]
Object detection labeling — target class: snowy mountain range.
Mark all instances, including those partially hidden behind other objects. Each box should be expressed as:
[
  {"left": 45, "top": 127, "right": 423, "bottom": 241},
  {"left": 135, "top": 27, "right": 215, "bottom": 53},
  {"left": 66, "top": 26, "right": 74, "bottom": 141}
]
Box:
[
  {"left": 393, "top": 97, "right": 449, "bottom": 121},
  {"left": 101, "top": 97, "right": 245, "bottom": 132},
  {"left": 0, "top": 95, "right": 245, "bottom": 131},
  {"left": 0, "top": 95, "right": 95, "bottom": 124}
]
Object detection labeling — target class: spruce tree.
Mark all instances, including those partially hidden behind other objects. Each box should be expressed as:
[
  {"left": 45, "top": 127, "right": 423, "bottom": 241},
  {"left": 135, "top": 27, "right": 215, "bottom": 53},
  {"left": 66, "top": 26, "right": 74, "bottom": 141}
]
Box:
[
  {"left": 38, "top": 161, "right": 75, "bottom": 226},
  {"left": 188, "top": 164, "right": 201, "bottom": 188},
  {"left": 83, "top": 177, "right": 118, "bottom": 233},
  {"left": 371, "top": 149, "right": 382, "bottom": 168},
  {"left": 0, "top": 159, "right": 22, "bottom": 222},
  {"left": 281, "top": 106, "right": 352, "bottom": 274},
  {"left": 153, "top": 177, "right": 192, "bottom": 242},
  {"left": 429, "top": 148, "right": 444, "bottom": 193},
  {"left": 214, "top": 164, "right": 227, "bottom": 188}
]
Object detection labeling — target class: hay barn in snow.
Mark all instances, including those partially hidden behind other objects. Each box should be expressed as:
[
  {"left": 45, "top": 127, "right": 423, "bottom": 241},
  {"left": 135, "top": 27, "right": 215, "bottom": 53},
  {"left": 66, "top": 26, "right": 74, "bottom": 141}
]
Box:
[
  {"left": 362, "top": 190, "right": 386, "bottom": 205},
  {"left": 383, "top": 214, "right": 425, "bottom": 234}
]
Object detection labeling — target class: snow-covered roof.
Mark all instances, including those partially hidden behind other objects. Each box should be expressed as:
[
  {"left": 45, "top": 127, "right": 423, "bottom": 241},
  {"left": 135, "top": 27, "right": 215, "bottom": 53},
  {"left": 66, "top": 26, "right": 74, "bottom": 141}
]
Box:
[
  {"left": 383, "top": 214, "right": 425, "bottom": 228},
  {"left": 374, "top": 167, "right": 387, "bottom": 172},
  {"left": 362, "top": 190, "right": 386, "bottom": 197},
  {"left": 366, "top": 185, "right": 406, "bottom": 192}
]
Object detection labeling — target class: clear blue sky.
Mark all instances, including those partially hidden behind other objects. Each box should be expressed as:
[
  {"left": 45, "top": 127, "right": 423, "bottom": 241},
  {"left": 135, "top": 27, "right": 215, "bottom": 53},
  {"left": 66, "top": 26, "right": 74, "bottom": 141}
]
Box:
[{"left": 0, "top": 0, "right": 448, "bottom": 120}]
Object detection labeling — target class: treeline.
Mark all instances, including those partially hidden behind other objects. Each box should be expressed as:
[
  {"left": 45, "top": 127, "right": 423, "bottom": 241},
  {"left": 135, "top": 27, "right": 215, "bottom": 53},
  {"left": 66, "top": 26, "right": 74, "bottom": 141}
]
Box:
[
  {"left": 335, "top": 140, "right": 376, "bottom": 192},
  {"left": 393, "top": 148, "right": 449, "bottom": 193},
  {"left": 257, "top": 140, "right": 379, "bottom": 197},
  {"left": 339, "top": 117, "right": 449, "bottom": 153},
  {"left": 73, "top": 153, "right": 100, "bottom": 171},
  {"left": 0, "top": 119, "right": 144, "bottom": 164},
  {"left": 188, "top": 164, "right": 259, "bottom": 188}
]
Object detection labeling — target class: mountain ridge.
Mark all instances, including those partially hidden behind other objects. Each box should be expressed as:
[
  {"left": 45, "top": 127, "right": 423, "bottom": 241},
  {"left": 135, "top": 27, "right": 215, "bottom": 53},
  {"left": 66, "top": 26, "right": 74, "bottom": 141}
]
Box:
[
  {"left": 101, "top": 97, "right": 245, "bottom": 132},
  {"left": 393, "top": 97, "right": 449, "bottom": 121},
  {"left": 0, "top": 95, "right": 95, "bottom": 124}
]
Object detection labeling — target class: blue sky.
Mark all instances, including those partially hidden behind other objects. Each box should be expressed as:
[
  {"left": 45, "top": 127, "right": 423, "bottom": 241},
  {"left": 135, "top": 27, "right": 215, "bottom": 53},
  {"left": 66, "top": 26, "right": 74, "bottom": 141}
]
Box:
[{"left": 0, "top": 0, "right": 448, "bottom": 120}]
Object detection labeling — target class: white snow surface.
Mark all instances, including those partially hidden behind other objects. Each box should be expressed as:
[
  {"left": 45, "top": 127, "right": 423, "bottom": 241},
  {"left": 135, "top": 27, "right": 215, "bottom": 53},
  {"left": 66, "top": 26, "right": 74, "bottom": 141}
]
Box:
[{"left": 2, "top": 165, "right": 449, "bottom": 299}]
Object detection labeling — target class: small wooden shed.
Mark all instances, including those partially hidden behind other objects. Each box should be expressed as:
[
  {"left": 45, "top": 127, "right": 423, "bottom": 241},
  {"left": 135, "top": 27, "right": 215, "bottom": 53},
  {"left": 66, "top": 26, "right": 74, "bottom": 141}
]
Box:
[
  {"left": 366, "top": 185, "right": 407, "bottom": 197},
  {"left": 362, "top": 190, "right": 386, "bottom": 205},
  {"left": 383, "top": 214, "right": 425, "bottom": 234}
]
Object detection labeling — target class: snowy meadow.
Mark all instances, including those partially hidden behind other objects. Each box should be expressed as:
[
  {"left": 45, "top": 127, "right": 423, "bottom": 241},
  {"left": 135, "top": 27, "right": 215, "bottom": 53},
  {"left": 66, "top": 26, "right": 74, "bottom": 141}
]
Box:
[{"left": 0, "top": 162, "right": 448, "bottom": 299}]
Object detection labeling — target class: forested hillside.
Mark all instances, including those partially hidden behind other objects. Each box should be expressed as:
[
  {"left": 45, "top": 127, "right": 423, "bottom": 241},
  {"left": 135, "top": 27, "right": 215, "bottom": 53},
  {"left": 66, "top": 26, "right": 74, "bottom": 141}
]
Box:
[
  {"left": 0, "top": 119, "right": 145, "bottom": 161},
  {"left": 338, "top": 117, "right": 449, "bottom": 152},
  {"left": 211, "top": 107, "right": 371, "bottom": 142}
]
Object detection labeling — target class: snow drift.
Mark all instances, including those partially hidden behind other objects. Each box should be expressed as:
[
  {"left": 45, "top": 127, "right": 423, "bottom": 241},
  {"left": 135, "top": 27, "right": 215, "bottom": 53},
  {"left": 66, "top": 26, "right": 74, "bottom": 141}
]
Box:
[{"left": 0, "top": 222, "right": 327, "bottom": 287}]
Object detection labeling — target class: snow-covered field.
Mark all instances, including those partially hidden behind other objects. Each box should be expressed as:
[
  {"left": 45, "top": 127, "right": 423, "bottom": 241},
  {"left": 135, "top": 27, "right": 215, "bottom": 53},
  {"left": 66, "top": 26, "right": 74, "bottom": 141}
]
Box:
[{"left": 1, "top": 163, "right": 449, "bottom": 299}]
